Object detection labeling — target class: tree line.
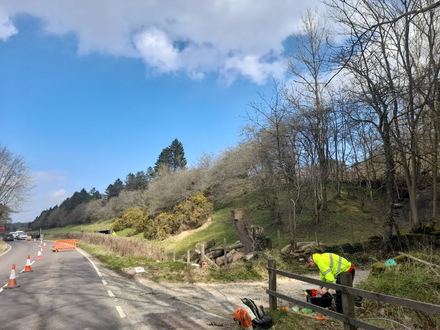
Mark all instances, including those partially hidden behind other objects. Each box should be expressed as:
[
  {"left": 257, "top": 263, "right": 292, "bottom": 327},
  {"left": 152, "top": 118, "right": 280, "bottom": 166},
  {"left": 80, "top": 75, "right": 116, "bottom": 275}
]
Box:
[
  {"left": 243, "top": 0, "right": 440, "bottom": 248},
  {"left": 30, "top": 138, "right": 187, "bottom": 229}
]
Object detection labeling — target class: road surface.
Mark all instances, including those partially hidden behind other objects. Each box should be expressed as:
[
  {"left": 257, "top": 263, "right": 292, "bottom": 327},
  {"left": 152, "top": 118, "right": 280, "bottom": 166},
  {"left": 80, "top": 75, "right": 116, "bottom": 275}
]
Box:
[
  {"left": 0, "top": 240, "right": 229, "bottom": 329},
  {"left": 0, "top": 240, "right": 122, "bottom": 329},
  {"left": 0, "top": 240, "right": 370, "bottom": 329}
]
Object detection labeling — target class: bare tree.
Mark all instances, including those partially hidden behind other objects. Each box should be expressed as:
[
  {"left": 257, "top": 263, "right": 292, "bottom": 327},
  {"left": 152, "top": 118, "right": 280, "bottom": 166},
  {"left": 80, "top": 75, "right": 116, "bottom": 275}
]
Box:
[
  {"left": 287, "top": 10, "right": 333, "bottom": 221},
  {"left": 0, "top": 146, "right": 29, "bottom": 212}
]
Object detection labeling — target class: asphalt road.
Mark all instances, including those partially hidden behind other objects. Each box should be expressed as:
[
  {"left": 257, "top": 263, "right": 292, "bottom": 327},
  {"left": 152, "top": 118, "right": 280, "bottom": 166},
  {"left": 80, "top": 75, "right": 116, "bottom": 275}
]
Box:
[
  {"left": 0, "top": 240, "right": 229, "bottom": 330},
  {"left": 0, "top": 240, "right": 122, "bottom": 330}
]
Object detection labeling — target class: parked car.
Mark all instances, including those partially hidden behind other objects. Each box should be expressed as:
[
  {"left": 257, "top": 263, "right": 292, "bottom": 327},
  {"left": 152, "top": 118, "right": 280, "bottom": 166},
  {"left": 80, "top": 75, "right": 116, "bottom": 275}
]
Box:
[
  {"left": 15, "top": 231, "right": 28, "bottom": 240},
  {"left": 9, "top": 231, "right": 17, "bottom": 239},
  {"left": 3, "top": 233, "right": 14, "bottom": 241}
]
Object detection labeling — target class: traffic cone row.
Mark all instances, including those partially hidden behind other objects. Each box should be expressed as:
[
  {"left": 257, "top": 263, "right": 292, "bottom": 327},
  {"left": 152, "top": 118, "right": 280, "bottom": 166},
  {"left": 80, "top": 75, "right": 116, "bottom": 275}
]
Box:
[{"left": 4, "top": 243, "right": 46, "bottom": 289}]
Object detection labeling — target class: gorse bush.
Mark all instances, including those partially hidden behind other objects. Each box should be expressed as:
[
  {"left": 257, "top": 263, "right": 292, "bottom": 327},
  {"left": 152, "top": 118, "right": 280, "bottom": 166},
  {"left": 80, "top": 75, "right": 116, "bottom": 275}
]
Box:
[
  {"left": 144, "top": 192, "right": 213, "bottom": 240},
  {"left": 112, "top": 207, "right": 147, "bottom": 232}
]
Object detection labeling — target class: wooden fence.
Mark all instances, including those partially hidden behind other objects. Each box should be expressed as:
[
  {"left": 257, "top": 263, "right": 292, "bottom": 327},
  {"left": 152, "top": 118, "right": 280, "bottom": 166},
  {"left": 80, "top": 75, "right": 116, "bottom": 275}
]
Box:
[{"left": 267, "top": 260, "right": 440, "bottom": 330}]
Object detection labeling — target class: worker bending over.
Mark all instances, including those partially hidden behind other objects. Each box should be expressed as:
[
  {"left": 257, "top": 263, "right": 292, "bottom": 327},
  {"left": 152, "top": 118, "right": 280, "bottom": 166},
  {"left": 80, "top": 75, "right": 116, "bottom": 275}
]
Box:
[{"left": 306, "top": 253, "right": 355, "bottom": 313}]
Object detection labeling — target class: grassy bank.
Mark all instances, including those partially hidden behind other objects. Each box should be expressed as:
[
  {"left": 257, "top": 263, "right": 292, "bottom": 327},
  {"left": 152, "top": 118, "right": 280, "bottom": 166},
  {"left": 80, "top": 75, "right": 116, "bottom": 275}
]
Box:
[
  {"left": 357, "top": 252, "right": 440, "bottom": 329},
  {"left": 43, "top": 219, "right": 114, "bottom": 238},
  {"left": 44, "top": 188, "right": 393, "bottom": 253},
  {"left": 79, "top": 238, "right": 267, "bottom": 282}
]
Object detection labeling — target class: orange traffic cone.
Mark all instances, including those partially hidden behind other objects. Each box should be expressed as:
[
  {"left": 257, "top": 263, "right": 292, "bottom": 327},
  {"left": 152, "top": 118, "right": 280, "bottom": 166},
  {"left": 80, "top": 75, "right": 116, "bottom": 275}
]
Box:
[
  {"left": 36, "top": 250, "right": 42, "bottom": 261},
  {"left": 23, "top": 255, "right": 33, "bottom": 272},
  {"left": 5, "top": 264, "right": 19, "bottom": 289}
]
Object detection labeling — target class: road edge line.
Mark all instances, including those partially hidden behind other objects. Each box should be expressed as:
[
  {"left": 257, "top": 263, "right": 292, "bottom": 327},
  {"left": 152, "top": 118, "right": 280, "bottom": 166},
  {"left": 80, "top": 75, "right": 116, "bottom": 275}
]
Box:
[
  {"left": 115, "top": 306, "right": 126, "bottom": 319},
  {"left": 76, "top": 247, "right": 103, "bottom": 277},
  {"left": 0, "top": 244, "right": 12, "bottom": 258}
]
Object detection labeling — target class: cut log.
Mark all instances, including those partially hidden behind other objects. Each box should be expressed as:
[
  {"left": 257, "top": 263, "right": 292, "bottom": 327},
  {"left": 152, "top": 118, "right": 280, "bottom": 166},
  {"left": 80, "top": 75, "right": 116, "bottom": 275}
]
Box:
[
  {"left": 228, "top": 242, "right": 244, "bottom": 250},
  {"left": 231, "top": 252, "right": 244, "bottom": 263},
  {"left": 231, "top": 209, "right": 254, "bottom": 253},
  {"left": 214, "top": 249, "right": 246, "bottom": 266},
  {"left": 207, "top": 250, "right": 224, "bottom": 259}
]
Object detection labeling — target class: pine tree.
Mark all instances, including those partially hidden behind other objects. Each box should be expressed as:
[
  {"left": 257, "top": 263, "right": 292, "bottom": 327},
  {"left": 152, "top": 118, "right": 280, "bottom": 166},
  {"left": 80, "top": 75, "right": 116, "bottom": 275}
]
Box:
[
  {"left": 154, "top": 139, "right": 187, "bottom": 173},
  {"left": 105, "top": 179, "right": 124, "bottom": 198},
  {"left": 125, "top": 173, "right": 137, "bottom": 190},
  {"left": 169, "top": 138, "right": 187, "bottom": 170},
  {"left": 134, "top": 171, "right": 149, "bottom": 189},
  {"left": 154, "top": 146, "right": 173, "bottom": 172}
]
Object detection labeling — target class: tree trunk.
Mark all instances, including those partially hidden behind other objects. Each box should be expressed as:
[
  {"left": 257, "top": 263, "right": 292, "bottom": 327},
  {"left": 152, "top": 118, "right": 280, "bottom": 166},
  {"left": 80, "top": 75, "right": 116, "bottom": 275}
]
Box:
[
  {"left": 382, "top": 122, "right": 396, "bottom": 248},
  {"left": 433, "top": 98, "right": 439, "bottom": 223},
  {"left": 287, "top": 189, "right": 296, "bottom": 249}
]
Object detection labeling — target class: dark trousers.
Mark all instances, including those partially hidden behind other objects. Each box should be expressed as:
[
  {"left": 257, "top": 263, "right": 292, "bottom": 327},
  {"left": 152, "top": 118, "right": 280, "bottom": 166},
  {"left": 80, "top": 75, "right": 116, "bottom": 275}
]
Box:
[{"left": 335, "top": 269, "right": 355, "bottom": 313}]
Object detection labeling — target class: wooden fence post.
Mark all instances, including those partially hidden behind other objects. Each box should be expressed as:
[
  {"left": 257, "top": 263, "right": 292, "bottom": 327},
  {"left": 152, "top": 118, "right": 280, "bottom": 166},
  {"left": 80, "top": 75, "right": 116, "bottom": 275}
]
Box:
[
  {"left": 187, "top": 249, "right": 190, "bottom": 264},
  {"left": 173, "top": 250, "right": 176, "bottom": 262},
  {"left": 340, "top": 272, "right": 356, "bottom": 330},
  {"left": 268, "top": 259, "right": 277, "bottom": 311},
  {"left": 224, "top": 238, "right": 228, "bottom": 266}
]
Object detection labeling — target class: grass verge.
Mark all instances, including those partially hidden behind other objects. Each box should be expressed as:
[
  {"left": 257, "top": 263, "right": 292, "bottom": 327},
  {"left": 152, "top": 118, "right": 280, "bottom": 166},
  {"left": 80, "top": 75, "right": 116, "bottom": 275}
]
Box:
[
  {"left": 357, "top": 252, "right": 440, "bottom": 329},
  {"left": 0, "top": 241, "right": 7, "bottom": 253},
  {"left": 268, "top": 310, "right": 342, "bottom": 329}
]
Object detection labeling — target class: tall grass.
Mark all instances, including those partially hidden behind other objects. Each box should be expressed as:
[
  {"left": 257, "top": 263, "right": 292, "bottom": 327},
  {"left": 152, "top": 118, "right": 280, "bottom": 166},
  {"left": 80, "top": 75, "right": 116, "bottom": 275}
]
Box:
[
  {"left": 63, "top": 232, "right": 165, "bottom": 260},
  {"left": 359, "top": 259, "right": 440, "bottom": 329}
]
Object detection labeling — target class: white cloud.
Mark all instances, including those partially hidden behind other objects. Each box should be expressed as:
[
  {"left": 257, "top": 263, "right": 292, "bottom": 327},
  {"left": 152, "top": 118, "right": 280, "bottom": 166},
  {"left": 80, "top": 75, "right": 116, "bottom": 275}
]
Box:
[
  {"left": 135, "top": 28, "right": 179, "bottom": 73},
  {"left": 0, "top": 9, "right": 16, "bottom": 41},
  {"left": 0, "top": 0, "right": 322, "bottom": 83},
  {"left": 223, "top": 55, "right": 286, "bottom": 85},
  {"left": 48, "top": 189, "right": 67, "bottom": 203},
  {"left": 32, "top": 170, "right": 67, "bottom": 184}
]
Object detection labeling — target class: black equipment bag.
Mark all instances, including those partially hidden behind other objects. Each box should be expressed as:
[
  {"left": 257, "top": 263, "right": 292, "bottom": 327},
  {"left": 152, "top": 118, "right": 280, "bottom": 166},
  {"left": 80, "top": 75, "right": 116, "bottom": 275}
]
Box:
[{"left": 241, "top": 298, "right": 273, "bottom": 329}]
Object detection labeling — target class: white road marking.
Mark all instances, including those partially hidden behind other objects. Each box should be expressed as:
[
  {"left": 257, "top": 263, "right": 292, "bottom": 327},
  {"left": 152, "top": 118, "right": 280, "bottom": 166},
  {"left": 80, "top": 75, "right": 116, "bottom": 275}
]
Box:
[
  {"left": 30, "top": 261, "right": 35, "bottom": 265},
  {"left": 115, "top": 306, "right": 126, "bottom": 319},
  {"left": 76, "top": 248, "right": 103, "bottom": 277},
  {"left": 107, "top": 290, "right": 115, "bottom": 298},
  {"left": 102, "top": 279, "right": 108, "bottom": 285},
  {"left": 0, "top": 244, "right": 12, "bottom": 258}
]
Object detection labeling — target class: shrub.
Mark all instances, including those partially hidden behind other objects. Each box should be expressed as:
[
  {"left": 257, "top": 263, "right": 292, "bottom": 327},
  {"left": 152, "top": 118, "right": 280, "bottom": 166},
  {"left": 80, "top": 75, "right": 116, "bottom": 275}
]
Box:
[
  {"left": 112, "top": 207, "right": 147, "bottom": 232},
  {"left": 174, "top": 192, "right": 213, "bottom": 230},
  {"left": 143, "top": 192, "right": 213, "bottom": 240},
  {"left": 62, "top": 232, "right": 165, "bottom": 260}
]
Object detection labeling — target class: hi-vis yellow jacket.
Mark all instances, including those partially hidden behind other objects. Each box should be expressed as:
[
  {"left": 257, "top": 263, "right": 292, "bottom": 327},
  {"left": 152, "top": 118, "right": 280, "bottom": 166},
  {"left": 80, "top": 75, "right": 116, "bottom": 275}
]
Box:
[{"left": 312, "top": 253, "right": 351, "bottom": 283}]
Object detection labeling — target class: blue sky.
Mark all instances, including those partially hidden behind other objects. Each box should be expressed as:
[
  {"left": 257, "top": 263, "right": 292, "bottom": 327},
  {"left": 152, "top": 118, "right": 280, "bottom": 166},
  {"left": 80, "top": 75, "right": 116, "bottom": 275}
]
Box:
[{"left": 0, "top": 1, "right": 319, "bottom": 222}]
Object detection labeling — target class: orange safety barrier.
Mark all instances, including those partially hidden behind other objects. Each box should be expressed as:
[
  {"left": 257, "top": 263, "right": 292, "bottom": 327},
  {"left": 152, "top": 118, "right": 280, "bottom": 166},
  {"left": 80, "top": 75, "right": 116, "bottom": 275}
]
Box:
[{"left": 51, "top": 239, "right": 78, "bottom": 252}]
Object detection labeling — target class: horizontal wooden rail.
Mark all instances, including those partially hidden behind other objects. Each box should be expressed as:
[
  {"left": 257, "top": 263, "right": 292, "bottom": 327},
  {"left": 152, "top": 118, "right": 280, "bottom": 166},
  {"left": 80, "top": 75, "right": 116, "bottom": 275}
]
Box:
[
  {"left": 266, "top": 289, "right": 381, "bottom": 330},
  {"left": 268, "top": 267, "right": 440, "bottom": 315}
]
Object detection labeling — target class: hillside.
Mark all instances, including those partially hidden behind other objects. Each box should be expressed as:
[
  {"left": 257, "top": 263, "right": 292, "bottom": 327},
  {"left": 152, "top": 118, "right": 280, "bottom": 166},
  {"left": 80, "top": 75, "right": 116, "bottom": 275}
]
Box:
[{"left": 44, "top": 187, "right": 409, "bottom": 256}]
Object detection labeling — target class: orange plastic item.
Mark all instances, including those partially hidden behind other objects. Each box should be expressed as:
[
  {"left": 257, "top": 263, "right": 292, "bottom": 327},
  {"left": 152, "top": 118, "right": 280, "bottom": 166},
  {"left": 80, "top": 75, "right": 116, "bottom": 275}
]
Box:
[
  {"left": 315, "top": 314, "right": 328, "bottom": 321},
  {"left": 23, "top": 255, "right": 33, "bottom": 272},
  {"left": 51, "top": 239, "right": 78, "bottom": 252},
  {"left": 233, "top": 308, "right": 253, "bottom": 329},
  {"left": 5, "top": 264, "right": 19, "bottom": 289},
  {"left": 279, "top": 305, "right": 289, "bottom": 312}
]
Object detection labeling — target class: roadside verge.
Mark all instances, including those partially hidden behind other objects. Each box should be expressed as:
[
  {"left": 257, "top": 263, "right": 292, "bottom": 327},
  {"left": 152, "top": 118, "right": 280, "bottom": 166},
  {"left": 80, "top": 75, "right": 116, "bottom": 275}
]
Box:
[{"left": 0, "top": 243, "right": 11, "bottom": 257}]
